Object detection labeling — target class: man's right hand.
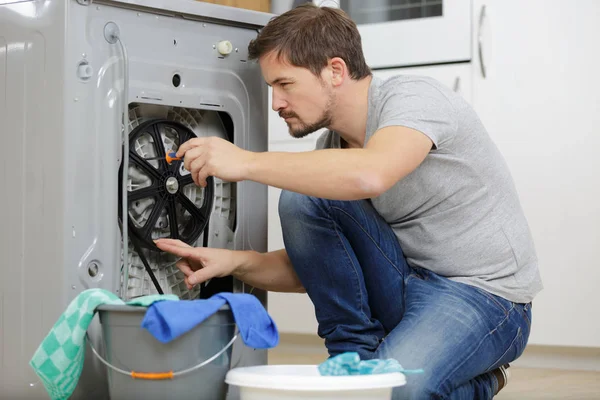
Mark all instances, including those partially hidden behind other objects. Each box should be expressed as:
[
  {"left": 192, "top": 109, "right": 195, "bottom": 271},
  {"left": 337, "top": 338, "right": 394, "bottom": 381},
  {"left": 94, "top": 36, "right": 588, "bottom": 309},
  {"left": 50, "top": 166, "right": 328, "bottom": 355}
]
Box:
[{"left": 154, "top": 239, "right": 238, "bottom": 290}]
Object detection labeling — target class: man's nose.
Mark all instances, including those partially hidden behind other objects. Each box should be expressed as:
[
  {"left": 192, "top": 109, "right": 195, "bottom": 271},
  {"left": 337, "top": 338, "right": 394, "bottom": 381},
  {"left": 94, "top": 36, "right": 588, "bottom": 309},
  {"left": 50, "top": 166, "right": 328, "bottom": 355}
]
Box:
[{"left": 272, "top": 90, "right": 287, "bottom": 112}]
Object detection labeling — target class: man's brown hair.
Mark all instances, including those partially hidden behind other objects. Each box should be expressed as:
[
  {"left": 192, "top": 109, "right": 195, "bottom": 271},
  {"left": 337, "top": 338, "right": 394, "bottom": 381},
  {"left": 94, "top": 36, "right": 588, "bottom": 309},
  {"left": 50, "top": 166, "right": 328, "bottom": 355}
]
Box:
[{"left": 248, "top": 3, "right": 371, "bottom": 80}]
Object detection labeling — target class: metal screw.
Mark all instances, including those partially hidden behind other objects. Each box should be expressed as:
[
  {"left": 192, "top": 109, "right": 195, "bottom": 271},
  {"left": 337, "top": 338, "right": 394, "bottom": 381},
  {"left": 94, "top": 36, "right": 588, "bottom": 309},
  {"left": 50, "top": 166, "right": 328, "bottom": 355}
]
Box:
[
  {"left": 203, "top": 23, "right": 206, "bottom": 27},
  {"left": 88, "top": 262, "right": 99, "bottom": 277},
  {"left": 213, "top": 44, "right": 216, "bottom": 49},
  {"left": 71, "top": 285, "right": 76, "bottom": 290},
  {"left": 235, "top": 48, "right": 239, "bottom": 52}
]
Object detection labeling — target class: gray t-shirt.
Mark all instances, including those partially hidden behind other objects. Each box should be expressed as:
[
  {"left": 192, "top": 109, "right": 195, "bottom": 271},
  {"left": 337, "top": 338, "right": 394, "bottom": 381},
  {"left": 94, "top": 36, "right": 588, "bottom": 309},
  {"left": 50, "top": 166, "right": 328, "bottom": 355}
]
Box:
[{"left": 316, "top": 75, "right": 542, "bottom": 303}]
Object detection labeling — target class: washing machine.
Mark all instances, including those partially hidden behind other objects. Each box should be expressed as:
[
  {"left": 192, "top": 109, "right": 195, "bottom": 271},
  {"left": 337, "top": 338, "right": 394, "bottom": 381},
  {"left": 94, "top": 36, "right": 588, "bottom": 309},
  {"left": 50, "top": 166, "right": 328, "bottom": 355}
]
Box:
[{"left": 0, "top": 0, "right": 272, "bottom": 398}]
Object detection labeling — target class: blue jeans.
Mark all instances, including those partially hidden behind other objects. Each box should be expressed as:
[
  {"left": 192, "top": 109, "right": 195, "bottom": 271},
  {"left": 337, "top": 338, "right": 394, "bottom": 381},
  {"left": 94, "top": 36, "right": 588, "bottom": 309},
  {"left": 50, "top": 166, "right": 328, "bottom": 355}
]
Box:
[{"left": 278, "top": 191, "right": 532, "bottom": 400}]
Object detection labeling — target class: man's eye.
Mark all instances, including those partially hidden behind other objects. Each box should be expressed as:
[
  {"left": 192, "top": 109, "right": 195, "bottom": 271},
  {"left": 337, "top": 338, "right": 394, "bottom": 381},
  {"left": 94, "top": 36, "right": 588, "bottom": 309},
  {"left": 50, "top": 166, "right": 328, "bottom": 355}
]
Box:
[{"left": 280, "top": 82, "right": 291, "bottom": 88}]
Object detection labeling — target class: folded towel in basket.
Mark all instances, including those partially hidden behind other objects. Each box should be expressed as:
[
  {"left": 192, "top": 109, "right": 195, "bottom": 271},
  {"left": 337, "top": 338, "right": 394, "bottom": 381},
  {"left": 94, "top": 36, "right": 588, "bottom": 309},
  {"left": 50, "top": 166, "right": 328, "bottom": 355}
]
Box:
[
  {"left": 142, "top": 292, "right": 279, "bottom": 349},
  {"left": 318, "top": 352, "right": 424, "bottom": 376},
  {"left": 29, "top": 288, "right": 178, "bottom": 400}
]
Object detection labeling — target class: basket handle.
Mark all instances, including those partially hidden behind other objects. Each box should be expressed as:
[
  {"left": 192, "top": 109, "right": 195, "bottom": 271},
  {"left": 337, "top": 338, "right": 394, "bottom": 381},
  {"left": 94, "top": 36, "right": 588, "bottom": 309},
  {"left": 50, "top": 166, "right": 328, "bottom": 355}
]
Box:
[
  {"left": 86, "top": 332, "right": 238, "bottom": 380},
  {"left": 131, "top": 371, "right": 174, "bottom": 380}
]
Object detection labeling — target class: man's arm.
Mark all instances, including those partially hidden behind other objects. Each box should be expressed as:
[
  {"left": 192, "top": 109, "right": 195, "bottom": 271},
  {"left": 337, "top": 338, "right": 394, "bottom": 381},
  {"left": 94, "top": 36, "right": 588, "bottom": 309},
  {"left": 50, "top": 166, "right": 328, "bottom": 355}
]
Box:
[
  {"left": 233, "top": 249, "right": 305, "bottom": 293},
  {"left": 154, "top": 238, "right": 305, "bottom": 293},
  {"left": 177, "top": 125, "right": 433, "bottom": 201},
  {"left": 248, "top": 126, "right": 432, "bottom": 200}
]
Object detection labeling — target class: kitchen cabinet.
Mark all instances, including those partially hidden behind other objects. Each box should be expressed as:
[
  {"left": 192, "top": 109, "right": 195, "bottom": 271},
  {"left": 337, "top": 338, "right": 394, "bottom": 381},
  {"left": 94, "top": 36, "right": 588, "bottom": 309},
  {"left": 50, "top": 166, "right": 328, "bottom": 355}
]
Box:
[
  {"left": 267, "top": 1, "right": 600, "bottom": 348},
  {"left": 472, "top": 0, "right": 600, "bottom": 347},
  {"left": 373, "top": 63, "right": 472, "bottom": 105},
  {"left": 336, "top": 0, "right": 472, "bottom": 68}
]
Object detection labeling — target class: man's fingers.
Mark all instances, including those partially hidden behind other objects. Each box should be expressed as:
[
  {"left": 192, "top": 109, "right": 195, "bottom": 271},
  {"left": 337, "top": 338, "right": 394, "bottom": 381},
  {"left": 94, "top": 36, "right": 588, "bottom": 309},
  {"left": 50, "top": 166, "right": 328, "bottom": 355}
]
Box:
[
  {"left": 175, "top": 260, "right": 194, "bottom": 277},
  {"left": 154, "top": 241, "right": 196, "bottom": 259},
  {"left": 177, "top": 138, "right": 205, "bottom": 158},
  {"left": 197, "top": 169, "right": 209, "bottom": 188},
  {"left": 183, "top": 146, "right": 203, "bottom": 173},
  {"left": 177, "top": 138, "right": 198, "bottom": 157},
  {"left": 188, "top": 268, "right": 216, "bottom": 286},
  {"left": 190, "top": 157, "right": 207, "bottom": 187},
  {"left": 154, "top": 238, "right": 191, "bottom": 248}
]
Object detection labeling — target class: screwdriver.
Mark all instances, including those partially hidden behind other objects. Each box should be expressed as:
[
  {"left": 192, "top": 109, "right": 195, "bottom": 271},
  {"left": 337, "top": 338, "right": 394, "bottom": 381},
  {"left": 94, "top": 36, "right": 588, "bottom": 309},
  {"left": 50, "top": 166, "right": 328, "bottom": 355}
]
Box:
[{"left": 145, "top": 151, "right": 182, "bottom": 164}]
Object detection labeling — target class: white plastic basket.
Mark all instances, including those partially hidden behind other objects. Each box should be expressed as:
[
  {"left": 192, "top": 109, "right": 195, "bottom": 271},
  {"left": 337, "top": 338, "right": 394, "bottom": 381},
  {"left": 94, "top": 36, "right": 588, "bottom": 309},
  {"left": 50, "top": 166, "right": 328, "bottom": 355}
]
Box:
[{"left": 225, "top": 365, "right": 406, "bottom": 400}]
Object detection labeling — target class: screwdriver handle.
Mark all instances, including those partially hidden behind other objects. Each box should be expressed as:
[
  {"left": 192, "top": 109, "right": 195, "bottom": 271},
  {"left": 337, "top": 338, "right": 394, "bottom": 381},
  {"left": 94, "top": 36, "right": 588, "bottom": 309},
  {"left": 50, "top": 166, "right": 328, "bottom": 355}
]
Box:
[{"left": 165, "top": 152, "right": 181, "bottom": 164}]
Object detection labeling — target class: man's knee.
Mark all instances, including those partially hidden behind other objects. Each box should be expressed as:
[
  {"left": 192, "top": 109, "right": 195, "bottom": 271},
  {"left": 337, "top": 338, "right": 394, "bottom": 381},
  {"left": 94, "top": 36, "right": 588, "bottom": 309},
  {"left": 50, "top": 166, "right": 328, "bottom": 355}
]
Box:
[
  {"left": 377, "top": 345, "right": 448, "bottom": 400},
  {"left": 278, "top": 190, "right": 327, "bottom": 223},
  {"left": 390, "top": 376, "right": 446, "bottom": 400}
]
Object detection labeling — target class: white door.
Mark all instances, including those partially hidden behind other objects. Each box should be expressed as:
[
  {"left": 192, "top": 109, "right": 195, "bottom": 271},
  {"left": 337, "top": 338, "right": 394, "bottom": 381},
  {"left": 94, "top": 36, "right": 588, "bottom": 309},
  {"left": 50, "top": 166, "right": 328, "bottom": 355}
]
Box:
[
  {"left": 472, "top": 0, "right": 600, "bottom": 347},
  {"left": 337, "top": 0, "right": 472, "bottom": 68},
  {"left": 373, "top": 63, "right": 472, "bottom": 104}
]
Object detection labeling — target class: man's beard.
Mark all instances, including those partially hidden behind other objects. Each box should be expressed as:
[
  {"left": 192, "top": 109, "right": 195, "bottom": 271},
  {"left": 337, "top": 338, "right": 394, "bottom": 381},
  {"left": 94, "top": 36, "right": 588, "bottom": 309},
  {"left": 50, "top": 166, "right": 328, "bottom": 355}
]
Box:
[{"left": 280, "top": 93, "right": 334, "bottom": 139}]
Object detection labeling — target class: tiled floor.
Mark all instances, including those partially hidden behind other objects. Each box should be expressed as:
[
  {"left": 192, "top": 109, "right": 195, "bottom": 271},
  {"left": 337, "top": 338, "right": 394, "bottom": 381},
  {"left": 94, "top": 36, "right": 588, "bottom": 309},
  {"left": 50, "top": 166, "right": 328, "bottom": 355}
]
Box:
[
  {"left": 268, "top": 342, "right": 600, "bottom": 399},
  {"left": 495, "top": 368, "right": 600, "bottom": 399}
]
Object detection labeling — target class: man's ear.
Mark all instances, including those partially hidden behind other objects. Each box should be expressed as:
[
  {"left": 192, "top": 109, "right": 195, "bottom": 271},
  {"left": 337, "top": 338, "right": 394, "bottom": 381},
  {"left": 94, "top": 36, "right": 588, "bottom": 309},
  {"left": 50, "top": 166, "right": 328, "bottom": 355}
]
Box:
[{"left": 329, "top": 57, "right": 347, "bottom": 87}]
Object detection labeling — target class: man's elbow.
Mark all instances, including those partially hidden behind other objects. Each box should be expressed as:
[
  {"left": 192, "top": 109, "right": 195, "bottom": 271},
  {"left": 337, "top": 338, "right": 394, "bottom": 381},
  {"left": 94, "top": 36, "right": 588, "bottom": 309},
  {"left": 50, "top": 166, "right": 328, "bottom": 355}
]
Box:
[
  {"left": 272, "top": 283, "right": 306, "bottom": 293},
  {"left": 354, "top": 170, "right": 389, "bottom": 198},
  {"left": 293, "top": 285, "right": 307, "bottom": 294},
  {"left": 290, "top": 277, "right": 306, "bottom": 293}
]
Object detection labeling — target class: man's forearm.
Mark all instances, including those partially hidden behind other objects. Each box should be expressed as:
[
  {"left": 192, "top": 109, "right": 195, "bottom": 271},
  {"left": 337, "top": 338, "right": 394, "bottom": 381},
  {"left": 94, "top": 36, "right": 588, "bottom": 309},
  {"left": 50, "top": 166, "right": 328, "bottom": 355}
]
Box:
[
  {"left": 246, "top": 149, "right": 383, "bottom": 200},
  {"left": 232, "top": 249, "right": 305, "bottom": 293}
]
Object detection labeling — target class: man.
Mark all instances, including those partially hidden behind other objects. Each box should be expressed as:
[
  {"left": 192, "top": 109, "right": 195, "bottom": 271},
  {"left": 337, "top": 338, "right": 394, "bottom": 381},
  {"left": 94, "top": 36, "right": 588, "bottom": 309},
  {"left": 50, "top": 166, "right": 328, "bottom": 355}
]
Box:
[{"left": 156, "top": 4, "right": 541, "bottom": 399}]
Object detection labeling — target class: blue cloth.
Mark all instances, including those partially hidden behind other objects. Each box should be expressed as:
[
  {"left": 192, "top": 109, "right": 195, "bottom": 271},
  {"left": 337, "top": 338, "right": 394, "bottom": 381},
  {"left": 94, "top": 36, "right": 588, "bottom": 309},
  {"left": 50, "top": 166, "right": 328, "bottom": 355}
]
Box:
[
  {"left": 318, "top": 352, "right": 423, "bottom": 376},
  {"left": 142, "top": 292, "right": 279, "bottom": 349},
  {"left": 278, "top": 192, "right": 532, "bottom": 399}
]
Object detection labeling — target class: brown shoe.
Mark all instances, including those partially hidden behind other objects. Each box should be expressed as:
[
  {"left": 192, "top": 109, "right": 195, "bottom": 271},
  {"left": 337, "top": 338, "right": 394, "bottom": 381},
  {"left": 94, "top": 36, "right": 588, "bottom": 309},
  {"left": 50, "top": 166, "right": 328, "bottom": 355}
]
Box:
[{"left": 492, "top": 363, "right": 511, "bottom": 395}]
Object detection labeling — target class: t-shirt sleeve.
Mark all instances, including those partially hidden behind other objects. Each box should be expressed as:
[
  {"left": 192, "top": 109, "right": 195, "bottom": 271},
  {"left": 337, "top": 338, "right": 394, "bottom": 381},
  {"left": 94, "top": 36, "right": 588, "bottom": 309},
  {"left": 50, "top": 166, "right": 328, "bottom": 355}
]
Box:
[{"left": 377, "top": 79, "right": 458, "bottom": 149}]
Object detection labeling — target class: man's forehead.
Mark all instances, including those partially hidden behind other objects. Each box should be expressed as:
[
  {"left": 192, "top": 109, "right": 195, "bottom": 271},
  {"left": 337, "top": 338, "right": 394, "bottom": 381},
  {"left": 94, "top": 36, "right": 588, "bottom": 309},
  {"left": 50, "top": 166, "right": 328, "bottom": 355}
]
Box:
[
  {"left": 260, "top": 52, "right": 293, "bottom": 71},
  {"left": 260, "top": 52, "right": 297, "bottom": 85}
]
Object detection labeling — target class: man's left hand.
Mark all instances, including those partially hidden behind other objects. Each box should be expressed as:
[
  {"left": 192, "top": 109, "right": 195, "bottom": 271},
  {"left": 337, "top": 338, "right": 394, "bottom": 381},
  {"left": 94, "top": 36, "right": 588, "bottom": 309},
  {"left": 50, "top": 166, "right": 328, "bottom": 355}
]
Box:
[{"left": 176, "top": 137, "right": 255, "bottom": 187}]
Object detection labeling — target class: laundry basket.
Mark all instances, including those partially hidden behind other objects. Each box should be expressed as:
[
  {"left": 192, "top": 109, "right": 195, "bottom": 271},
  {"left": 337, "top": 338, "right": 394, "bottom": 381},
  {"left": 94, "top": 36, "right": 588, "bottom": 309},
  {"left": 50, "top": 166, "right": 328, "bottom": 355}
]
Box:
[
  {"left": 92, "top": 304, "right": 236, "bottom": 400},
  {"left": 226, "top": 365, "right": 406, "bottom": 400}
]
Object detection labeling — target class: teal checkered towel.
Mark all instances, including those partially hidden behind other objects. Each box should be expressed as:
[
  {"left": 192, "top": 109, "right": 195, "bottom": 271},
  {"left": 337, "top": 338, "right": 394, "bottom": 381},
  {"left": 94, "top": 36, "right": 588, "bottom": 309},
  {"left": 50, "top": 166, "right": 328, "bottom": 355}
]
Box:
[
  {"left": 29, "top": 288, "right": 178, "bottom": 400},
  {"left": 318, "top": 352, "right": 424, "bottom": 376}
]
